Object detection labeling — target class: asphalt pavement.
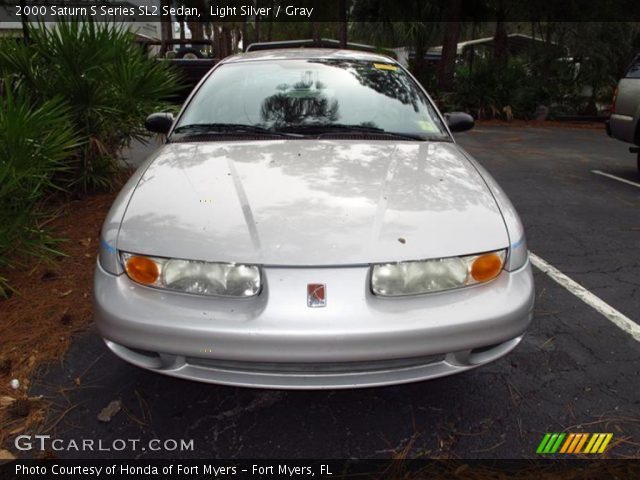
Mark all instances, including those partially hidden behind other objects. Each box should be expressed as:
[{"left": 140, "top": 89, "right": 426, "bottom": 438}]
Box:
[{"left": 26, "top": 125, "right": 640, "bottom": 459}]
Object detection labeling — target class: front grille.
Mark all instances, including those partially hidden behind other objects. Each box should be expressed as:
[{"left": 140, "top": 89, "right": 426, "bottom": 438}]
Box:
[{"left": 186, "top": 354, "right": 444, "bottom": 375}]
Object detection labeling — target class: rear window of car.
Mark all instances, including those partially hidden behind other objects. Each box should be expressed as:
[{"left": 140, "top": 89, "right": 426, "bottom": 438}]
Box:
[{"left": 625, "top": 55, "right": 640, "bottom": 78}]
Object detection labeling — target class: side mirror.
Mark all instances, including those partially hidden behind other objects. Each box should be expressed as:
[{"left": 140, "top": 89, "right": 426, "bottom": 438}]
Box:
[
  {"left": 145, "top": 112, "right": 174, "bottom": 134},
  {"left": 445, "top": 112, "right": 475, "bottom": 133}
]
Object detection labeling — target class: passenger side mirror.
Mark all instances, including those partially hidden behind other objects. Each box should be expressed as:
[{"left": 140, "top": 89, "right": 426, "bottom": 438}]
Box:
[
  {"left": 445, "top": 112, "right": 475, "bottom": 133},
  {"left": 145, "top": 112, "right": 174, "bottom": 135}
]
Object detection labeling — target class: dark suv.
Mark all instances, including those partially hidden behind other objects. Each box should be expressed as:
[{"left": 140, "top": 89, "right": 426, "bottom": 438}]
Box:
[{"left": 139, "top": 40, "right": 219, "bottom": 101}]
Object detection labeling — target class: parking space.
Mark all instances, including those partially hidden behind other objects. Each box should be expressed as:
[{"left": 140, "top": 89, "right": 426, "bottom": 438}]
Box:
[{"left": 29, "top": 125, "right": 639, "bottom": 459}]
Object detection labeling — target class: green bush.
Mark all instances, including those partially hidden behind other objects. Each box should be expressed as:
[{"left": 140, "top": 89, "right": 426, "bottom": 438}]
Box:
[
  {"left": 0, "top": 21, "right": 180, "bottom": 191},
  {"left": 0, "top": 85, "right": 80, "bottom": 296},
  {"left": 445, "top": 58, "right": 534, "bottom": 119},
  {"left": 438, "top": 56, "right": 578, "bottom": 120}
]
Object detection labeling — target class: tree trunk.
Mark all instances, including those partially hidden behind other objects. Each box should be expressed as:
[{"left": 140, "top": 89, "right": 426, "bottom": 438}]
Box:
[
  {"left": 221, "top": 27, "right": 232, "bottom": 58},
  {"left": 267, "top": 0, "right": 274, "bottom": 41},
  {"left": 178, "top": 17, "right": 186, "bottom": 41},
  {"left": 242, "top": 20, "right": 248, "bottom": 51},
  {"left": 189, "top": 0, "right": 206, "bottom": 40},
  {"left": 311, "top": 22, "right": 321, "bottom": 43},
  {"left": 493, "top": 1, "right": 509, "bottom": 68},
  {"left": 19, "top": 0, "right": 30, "bottom": 43},
  {"left": 187, "top": 20, "right": 204, "bottom": 41},
  {"left": 437, "top": 0, "right": 462, "bottom": 92},
  {"left": 232, "top": 27, "right": 240, "bottom": 54},
  {"left": 215, "top": 25, "right": 224, "bottom": 57},
  {"left": 412, "top": 35, "right": 427, "bottom": 83},
  {"left": 160, "top": 0, "right": 172, "bottom": 55},
  {"left": 339, "top": 0, "right": 348, "bottom": 47}
]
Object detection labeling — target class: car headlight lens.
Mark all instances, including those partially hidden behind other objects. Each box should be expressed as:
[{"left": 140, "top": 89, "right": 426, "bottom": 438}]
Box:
[
  {"left": 371, "top": 249, "right": 506, "bottom": 296},
  {"left": 121, "top": 253, "right": 261, "bottom": 297},
  {"left": 125, "top": 255, "right": 161, "bottom": 285}
]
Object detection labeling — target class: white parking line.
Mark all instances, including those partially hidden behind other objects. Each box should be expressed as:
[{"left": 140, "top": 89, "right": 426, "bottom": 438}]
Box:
[
  {"left": 529, "top": 252, "right": 640, "bottom": 342},
  {"left": 592, "top": 170, "right": 640, "bottom": 189}
]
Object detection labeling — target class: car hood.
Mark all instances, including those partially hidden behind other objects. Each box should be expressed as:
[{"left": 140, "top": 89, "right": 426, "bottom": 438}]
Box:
[{"left": 118, "top": 140, "right": 509, "bottom": 266}]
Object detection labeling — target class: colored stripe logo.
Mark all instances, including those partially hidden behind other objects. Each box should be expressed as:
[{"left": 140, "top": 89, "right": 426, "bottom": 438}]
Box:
[{"left": 537, "top": 433, "right": 612, "bottom": 454}]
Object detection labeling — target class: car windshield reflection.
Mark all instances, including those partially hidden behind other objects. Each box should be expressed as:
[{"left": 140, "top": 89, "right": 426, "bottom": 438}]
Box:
[{"left": 174, "top": 59, "right": 449, "bottom": 140}]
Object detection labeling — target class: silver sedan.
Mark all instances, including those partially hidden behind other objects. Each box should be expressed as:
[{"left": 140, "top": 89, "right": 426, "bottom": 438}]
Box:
[{"left": 94, "top": 48, "right": 534, "bottom": 389}]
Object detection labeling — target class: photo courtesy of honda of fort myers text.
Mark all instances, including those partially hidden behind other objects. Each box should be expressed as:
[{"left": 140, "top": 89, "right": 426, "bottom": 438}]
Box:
[
  {"left": 1, "top": 0, "right": 640, "bottom": 478},
  {"left": 14, "top": 462, "right": 336, "bottom": 477}
]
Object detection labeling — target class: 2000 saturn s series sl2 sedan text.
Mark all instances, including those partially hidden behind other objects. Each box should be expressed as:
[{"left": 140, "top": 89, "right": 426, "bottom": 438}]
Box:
[{"left": 94, "top": 47, "right": 534, "bottom": 389}]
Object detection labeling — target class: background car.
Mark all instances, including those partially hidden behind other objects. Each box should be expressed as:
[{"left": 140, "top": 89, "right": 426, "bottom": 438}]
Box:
[
  {"left": 137, "top": 39, "right": 219, "bottom": 101},
  {"left": 607, "top": 53, "right": 640, "bottom": 172}
]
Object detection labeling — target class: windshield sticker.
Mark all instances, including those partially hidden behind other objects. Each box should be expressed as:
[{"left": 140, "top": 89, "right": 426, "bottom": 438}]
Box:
[
  {"left": 417, "top": 120, "right": 438, "bottom": 132},
  {"left": 373, "top": 63, "right": 398, "bottom": 71}
]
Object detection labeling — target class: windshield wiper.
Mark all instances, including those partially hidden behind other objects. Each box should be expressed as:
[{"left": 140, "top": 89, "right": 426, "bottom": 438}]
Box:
[
  {"left": 277, "top": 123, "right": 439, "bottom": 142},
  {"left": 172, "top": 123, "right": 303, "bottom": 138}
]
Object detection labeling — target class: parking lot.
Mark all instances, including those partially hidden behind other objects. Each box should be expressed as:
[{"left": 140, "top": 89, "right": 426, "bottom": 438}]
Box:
[{"left": 30, "top": 124, "right": 639, "bottom": 459}]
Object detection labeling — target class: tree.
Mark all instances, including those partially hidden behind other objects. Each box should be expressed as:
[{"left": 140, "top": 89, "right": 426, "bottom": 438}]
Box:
[
  {"left": 19, "top": 0, "right": 30, "bottom": 42},
  {"left": 160, "top": 0, "right": 173, "bottom": 55},
  {"left": 339, "top": 0, "right": 348, "bottom": 47},
  {"left": 177, "top": 16, "right": 186, "bottom": 41},
  {"left": 436, "top": 0, "right": 462, "bottom": 91},
  {"left": 185, "top": 0, "right": 206, "bottom": 40},
  {"left": 493, "top": 0, "right": 509, "bottom": 67}
]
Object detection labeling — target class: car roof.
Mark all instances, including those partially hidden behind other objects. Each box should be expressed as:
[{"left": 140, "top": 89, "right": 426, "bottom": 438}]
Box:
[{"left": 221, "top": 48, "right": 398, "bottom": 65}]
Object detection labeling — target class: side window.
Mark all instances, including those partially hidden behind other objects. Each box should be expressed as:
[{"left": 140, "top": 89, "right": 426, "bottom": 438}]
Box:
[{"left": 625, "top": 55, "right": 640, "bottom": 78}]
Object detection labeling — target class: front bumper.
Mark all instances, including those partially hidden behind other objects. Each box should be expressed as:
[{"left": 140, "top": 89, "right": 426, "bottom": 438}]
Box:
[{"left": 94, "top": 259, "right": 534, "bottom": 389}]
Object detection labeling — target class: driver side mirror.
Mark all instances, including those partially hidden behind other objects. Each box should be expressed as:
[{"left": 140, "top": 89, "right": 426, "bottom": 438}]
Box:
[
  {"left": 145, "top": 112, "right": 174, "bottom": 135},
  {"left": 445, "top": 112, "right": 475, "bottom": 133}
]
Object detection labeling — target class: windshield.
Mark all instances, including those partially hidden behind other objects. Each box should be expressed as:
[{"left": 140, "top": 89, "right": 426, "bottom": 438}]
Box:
[{"left": 174, "top": 58, "right": 449, "bottom": 139}]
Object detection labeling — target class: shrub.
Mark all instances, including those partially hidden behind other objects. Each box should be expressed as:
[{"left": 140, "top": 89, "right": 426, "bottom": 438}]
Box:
[
  {"left": 0, "top": 85, "right": 80, "bottom": 296},
  {"left": 0, "top": 21, "right": 180, "bottom": 191},
  {"left": 433, "top": 56, "right": 575, "bottom": 120},
  {"left": 445, "top": 58, "right": 532, "bottom": 119}
]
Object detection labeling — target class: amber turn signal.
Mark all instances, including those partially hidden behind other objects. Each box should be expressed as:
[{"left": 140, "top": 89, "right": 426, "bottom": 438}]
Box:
[
  {"left": 125, "top": 255, "right": 160, "bottom": 285},
  {"left": 470, "top": 253, "right": 503, "bottom": 282}
]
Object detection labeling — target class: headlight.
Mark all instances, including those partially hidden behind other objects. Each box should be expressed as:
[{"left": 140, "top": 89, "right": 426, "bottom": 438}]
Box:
[
  {"left": 371, "top": 249, "right": 506, "bottom": 296},
  {"left": 121, "top": 253, "right": 261, "bottom": 297}
]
